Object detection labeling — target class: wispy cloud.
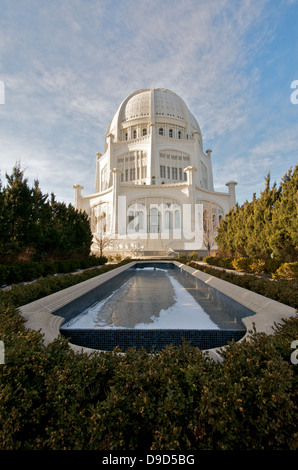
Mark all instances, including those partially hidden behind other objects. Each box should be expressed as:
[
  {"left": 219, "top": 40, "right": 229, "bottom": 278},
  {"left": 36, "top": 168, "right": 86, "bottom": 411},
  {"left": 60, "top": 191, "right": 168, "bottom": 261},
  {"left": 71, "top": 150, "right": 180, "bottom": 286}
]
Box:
[{"left": 0, "top": 0, "right": 296, "bottom": 206}]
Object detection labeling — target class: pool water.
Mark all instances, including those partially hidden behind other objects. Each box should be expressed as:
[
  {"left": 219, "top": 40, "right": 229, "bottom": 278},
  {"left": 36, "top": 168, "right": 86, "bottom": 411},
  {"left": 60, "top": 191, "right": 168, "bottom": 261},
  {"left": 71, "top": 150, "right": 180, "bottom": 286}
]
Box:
[{"left": 62, "top": 266, "right": 250, "bottom": 331}]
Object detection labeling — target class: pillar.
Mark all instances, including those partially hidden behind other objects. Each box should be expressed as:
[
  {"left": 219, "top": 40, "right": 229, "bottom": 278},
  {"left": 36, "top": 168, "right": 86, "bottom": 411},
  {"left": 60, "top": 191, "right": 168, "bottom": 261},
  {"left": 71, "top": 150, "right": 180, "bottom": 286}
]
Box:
[
  {"left": 226, "top": 181, "right": 238, "bottom": 207},
  {"left": 111, "top": 168, "right": 123, "bottom": 235},
  {"left": 73, "top": 184, "right": 84, "bottom": 211}
]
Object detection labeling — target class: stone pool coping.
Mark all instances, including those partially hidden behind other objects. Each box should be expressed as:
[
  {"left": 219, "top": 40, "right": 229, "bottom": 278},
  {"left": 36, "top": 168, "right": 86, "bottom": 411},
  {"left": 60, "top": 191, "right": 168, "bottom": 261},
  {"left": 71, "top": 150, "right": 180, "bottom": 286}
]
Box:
[{"left": 19, "top": 260, "right": 297, "bottom": 361}]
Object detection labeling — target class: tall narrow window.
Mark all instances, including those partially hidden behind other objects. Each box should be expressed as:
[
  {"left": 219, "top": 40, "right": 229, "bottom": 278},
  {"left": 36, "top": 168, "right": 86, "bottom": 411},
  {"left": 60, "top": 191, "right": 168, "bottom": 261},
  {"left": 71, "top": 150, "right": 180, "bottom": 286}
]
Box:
[
  {"left": 165, "top": 211, "right": 172, "bottom": 229},
  {"left": 160, "top": 165, "right": 166, "bottom": 178},
  {"left": 133, "top": 130, "right": 137, "bottom": 139},
  {"left": 130, "top": 168, "right": 135, "bottom": 181},
  {"left": 178, "top": 130, "right": 181, "bottom": 139},
  {"left": 138, "top": 211, "right": 144, "bottom": 231},
  {"left": 174, "top": 210, "right": 181, "bottom": 229},
  {"left": 169, "top": 129, "right": 173, "bottom": 138},
  {"left": 149, "top": 208, "right": 159, "bottom": 233},
  {"left": 159, "top": 128, "right": 164, "bottom": 136},
  {"left": 143, "top": 128, "right": 147, "bottom": 136},
  {"left": 141, "top": 166, "right": 147, "bottom": 178}
]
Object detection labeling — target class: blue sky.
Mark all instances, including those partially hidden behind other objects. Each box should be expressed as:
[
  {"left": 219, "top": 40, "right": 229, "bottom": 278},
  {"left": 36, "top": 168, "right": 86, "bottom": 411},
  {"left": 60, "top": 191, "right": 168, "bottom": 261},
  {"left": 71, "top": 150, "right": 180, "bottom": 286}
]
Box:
[{"left": 0, "top": 0, "right": 297, "bottom": 206}]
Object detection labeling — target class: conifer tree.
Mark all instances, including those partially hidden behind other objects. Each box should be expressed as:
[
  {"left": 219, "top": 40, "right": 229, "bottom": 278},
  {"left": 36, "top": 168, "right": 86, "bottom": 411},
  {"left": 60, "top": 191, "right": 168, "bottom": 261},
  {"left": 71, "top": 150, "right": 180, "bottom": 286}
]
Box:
[
  {"left": 0, "top": 164, "right": 93, "bottom": 263},
  {"left": 215, "top": 165, "right": 297, "bottom": 261},
  {"left": 269, "top": 165, "right": 298, "bottom": 261}
]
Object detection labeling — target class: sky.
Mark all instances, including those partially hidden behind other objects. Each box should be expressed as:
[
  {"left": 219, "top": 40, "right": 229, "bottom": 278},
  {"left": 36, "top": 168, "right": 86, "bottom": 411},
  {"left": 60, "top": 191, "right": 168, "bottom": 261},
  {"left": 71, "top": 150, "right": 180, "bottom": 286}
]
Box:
[{"left": 0, "top": 0, "right": 297, "bottom": 206}]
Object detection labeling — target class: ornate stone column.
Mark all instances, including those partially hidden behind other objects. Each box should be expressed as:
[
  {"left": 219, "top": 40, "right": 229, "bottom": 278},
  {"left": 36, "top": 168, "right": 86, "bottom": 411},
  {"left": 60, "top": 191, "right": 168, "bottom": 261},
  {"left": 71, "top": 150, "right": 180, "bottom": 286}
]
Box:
[
  {"left": 226, "top": 181, "right": 238, "bottom": 207},
  {"left": 184, "top": 166, "right": 197, "bottom": 235},
  {"left": 111, "top": 168, "right": 123, "bottom": 236},
  {"left": 73, "top": 184, "right": 84, "bottom": 211}
]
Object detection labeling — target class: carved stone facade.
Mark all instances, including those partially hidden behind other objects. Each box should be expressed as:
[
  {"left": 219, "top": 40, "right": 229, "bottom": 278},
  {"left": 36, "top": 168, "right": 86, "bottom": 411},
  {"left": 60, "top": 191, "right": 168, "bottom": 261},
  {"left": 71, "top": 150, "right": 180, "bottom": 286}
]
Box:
[{"left": 73, "top": 88, "right": 237, "bottom": 256}]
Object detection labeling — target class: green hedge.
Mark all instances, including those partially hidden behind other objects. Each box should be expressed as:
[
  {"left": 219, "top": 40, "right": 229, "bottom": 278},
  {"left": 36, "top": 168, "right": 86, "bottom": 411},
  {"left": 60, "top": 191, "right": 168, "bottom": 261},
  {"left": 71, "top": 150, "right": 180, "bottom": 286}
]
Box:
[
  {"left": 0, "top": 255, "right": 108, "bottom": 286},
  {"left": 203, "top": 256, "right": 285, "bottom": 275},
  {"left": 0, "top": 259, "right": 132, "bottom": 309},
  {"left": 203, "top": 256, "right": 234, "bottom": 269},
  {"left": 0, "top": 303, "right": 297, "bottom": 450},
  {"left": 188, "top": 262, "right": 298, "bottom": 309}
]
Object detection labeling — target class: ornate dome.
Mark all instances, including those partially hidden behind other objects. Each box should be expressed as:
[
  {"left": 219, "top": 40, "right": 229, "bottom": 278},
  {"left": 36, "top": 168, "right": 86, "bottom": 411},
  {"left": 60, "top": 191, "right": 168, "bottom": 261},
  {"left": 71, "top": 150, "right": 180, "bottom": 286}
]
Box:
[{"left": 105, "top": 88, "right": 201, "bottom": 143}]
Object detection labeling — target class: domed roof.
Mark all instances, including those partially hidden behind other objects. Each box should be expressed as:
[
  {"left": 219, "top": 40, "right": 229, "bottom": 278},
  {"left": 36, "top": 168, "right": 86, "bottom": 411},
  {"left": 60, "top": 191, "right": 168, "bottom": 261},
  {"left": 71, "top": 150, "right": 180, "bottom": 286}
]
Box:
[{"left": 106, "top": 88, "right": 201, "bottom": 141}]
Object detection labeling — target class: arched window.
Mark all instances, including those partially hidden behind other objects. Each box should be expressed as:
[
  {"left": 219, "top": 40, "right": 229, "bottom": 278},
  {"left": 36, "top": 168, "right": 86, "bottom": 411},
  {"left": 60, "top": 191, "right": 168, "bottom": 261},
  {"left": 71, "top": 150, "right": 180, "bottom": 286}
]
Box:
[
  {"left": 125, "top": 132, "right": 128, "bottom": 141},
  {"left": 169, "top": 129, "right": 173, "bottom": 138},
  {"left": 178, "top": 130, "right": 181, "bottom": 139},
  {"left": 149, "top": 208, "right": 159, "bottom": 233},
  {"left": 138, "top": 211, "right": 144, "bottom": 231},
  {"left": 143, "top": 128, "right": 147, "bottom": 136},
  {"left": 159, "top": 127, "right": 164, "bottom": 136},
  {"left": 174, "top": 210, "right": 181, "bottom": 229},
  {"left": 133, "top": 130, "right": 137, "bottom": 139}
]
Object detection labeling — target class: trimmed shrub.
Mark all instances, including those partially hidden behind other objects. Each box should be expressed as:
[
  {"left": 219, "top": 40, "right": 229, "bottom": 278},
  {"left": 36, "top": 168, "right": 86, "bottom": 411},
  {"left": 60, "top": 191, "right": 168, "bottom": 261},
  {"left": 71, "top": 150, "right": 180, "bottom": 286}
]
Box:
[
  {"left": 249, "top": 258, "right": 266, "bottom": 274},
  {"left": 273, "top": 262, "right": 298, "bottom": 280},
  {"left": 203, "top": 256, "right": 234, "bottom": 269},
  {"left": 0, "top": 256, "right": 108, "bottom": 286},
  {"left": 190, "top": 251, "right": 198, "bottom": 261},
  {"left": 177, "top": 254, "right": 188, "bottom": 263},
  {"left": 264, "top": 258, "right": 283, "bottom": 274},
  {"left": 187, "top": 261, "right": 298, "bottom": 309},
  {"left": 231, "top": 257, "right": 252, "bottom": 272}
]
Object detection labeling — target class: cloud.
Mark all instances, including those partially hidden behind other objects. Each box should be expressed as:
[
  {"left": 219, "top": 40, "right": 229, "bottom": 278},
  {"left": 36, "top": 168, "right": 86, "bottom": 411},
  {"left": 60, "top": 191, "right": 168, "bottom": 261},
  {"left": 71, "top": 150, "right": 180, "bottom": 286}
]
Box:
[{"left": 0, "top": 0, "right": 295, "bottom": 207}]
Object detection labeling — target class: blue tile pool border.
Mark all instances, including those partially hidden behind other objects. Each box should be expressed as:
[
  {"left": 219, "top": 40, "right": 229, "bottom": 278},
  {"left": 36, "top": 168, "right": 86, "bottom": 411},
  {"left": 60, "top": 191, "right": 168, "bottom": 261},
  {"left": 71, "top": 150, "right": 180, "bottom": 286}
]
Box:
[{"left": 60, "top": 327, "right": 246, "bottom": 352}]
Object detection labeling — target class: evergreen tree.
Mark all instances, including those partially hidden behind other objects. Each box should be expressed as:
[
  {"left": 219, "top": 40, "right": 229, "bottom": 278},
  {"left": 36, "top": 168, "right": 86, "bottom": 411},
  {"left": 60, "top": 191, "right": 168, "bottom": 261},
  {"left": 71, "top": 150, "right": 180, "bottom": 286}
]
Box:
[
  {"left": 216, "top": 165, "right": 297, "bottom": 262},
  {"left": 0, "top": 164, "right": 93, "bottom": 263},
  {"left": 269, "top": 165, "right": 298, "bottom": 261}
]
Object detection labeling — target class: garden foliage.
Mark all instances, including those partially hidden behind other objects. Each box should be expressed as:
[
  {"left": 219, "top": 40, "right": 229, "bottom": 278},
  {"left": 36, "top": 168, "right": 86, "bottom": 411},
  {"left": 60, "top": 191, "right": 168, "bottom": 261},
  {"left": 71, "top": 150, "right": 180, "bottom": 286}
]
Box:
[
  {"left": 0, "top": 303, "right": 297, "bottom": 450},
  {"left": 0, "top": 255, "right": 107, "bottom": 286},
  {"left": 187, "top": 262, "right": 298, "bottom": 310},
  {"left": 0, "top": 164, "right": 93, "bottom": 263},
  {"left": 216, "top": 166, "right": 298, "bottom": 261}
]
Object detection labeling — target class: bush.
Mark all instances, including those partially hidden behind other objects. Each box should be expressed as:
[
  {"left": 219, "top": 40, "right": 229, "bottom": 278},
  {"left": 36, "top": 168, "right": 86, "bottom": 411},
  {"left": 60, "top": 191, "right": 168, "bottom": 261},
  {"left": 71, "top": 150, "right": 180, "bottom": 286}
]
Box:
[
  {"left": 187, "top": 261, "right": 298, "bottom": 309},
  {"left": 0, "top": 301, "right": 297, "bottom": 450},
  {"left": 231, "top": 257, "right": 253, "bottom": 272},
  {"left": 203, "top": 256, "right": 234, "bottom": 269},
  {"left": 273, "top": 262, "right": 298, "bottom": 280},
  {"left": 189, "top": 251, "right": 198, "bottom": 261},
  {"left": 203, "top": 256, "right": 285, "bottom": 275},
  {"left": 264, "top": 258, "right": 283, "bottom": 274},
  {"left": 0, "top": 256, "right": 108, "bottom": 286},
  {"left": 177, "top": 254, "right": 188, "bottom": 263},
  {"left": 0, "top": 265, "right": 8, "bottom": 286},
  {"left": 0, "top": 259, "right": 132, "bottom": 309},
  {"left": 249, "top": 259, "right": 266, "bottom": 274}
]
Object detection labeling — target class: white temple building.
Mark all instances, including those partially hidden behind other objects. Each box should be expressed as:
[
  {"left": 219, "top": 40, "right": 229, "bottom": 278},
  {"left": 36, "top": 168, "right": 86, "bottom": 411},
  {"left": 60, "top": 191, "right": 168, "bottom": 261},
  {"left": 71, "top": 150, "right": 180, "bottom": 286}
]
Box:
[{"left": 73, "top": 88, "right": 237, "bottom": 257}]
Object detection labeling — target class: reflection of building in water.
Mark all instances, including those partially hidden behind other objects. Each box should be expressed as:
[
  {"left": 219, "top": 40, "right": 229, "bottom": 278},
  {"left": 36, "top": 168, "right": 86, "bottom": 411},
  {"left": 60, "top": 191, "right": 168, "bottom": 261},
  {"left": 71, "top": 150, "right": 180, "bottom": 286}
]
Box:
[{"left": 73, "top": 88, "right": 237, "bottom": 256}]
